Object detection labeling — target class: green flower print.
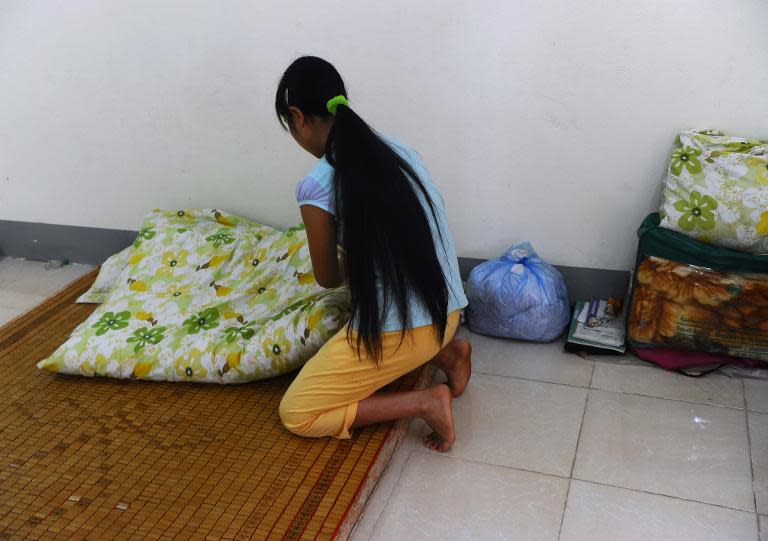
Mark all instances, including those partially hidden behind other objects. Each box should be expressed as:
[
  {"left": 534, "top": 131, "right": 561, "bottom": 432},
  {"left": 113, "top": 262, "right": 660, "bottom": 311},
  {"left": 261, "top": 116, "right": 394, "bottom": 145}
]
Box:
[
  {"left": 92, "top": 311, "right": 131, "bottom": 336},
  {"left": 674, "top": 191, "right": 718, "bottom": 231},
  {"left": 205, "top": 229, "right": 235, "bottom": 248},
  {"left": 126, "top": 326, "right": 167, "bottom": 352},
  {"left": 223, "top": 321, "right": 257, "bottom": 343},
  {"left": 284, "top": 225, "right": 304, "bottom": 237},
  {"left": 269, "top": 299, "right": 310, "bottom": 322},
  {"left": 133, "top": 227, "right": 156, "bottom": 248},
  {"left": 182, "top": 308, "right": 220, "bottom": 334},
  {"left": 670, "top": 147, "right": 703, "bottom": 175}
]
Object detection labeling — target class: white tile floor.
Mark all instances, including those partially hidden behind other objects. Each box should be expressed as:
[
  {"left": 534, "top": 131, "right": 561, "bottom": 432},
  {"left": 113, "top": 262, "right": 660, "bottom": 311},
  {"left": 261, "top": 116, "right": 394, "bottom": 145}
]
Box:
[
  {"left": 1, "top": 256, "right": 766, "bottom": 540},
  {"left": 351, "top": 327, "right": 767, "bottom": 541},
  {"left": 0, "top": 256, "right": 94, "bottom": 326}
]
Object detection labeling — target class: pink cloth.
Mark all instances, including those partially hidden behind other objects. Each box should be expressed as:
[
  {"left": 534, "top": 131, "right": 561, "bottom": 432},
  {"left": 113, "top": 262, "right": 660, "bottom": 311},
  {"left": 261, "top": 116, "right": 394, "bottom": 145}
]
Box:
[{"left": 631, "top": 347, "right": 763, "bottom": 371}]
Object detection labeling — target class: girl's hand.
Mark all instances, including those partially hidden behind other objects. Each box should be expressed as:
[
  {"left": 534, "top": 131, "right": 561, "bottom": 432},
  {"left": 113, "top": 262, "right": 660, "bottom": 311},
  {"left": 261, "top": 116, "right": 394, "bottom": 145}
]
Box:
[{"left": 300, "top": 205, "right": 344, "bottom": 288}]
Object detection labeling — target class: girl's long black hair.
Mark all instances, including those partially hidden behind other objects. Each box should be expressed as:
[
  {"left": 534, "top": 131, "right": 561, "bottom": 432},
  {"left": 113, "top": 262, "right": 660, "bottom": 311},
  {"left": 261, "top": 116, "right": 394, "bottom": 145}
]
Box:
[{"left": 276, "top": 56, "right": 449, "bottom": 362}]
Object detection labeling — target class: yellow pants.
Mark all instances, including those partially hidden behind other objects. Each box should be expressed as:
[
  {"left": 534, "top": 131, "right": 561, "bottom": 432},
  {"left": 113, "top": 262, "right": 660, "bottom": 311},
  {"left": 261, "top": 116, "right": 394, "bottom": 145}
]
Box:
[{"left": 279, "top": 310, "right": 461, "bottom": 439}]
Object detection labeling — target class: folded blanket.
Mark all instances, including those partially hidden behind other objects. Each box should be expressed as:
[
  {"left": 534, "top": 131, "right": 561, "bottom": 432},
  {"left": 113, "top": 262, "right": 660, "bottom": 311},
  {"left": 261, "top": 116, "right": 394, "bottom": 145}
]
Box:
[
  {"left": 629, "top": 256, "right": 768, "bottom": 361},
  {"left": 37, "top": 208, "right": 350, "bottom": 383}
]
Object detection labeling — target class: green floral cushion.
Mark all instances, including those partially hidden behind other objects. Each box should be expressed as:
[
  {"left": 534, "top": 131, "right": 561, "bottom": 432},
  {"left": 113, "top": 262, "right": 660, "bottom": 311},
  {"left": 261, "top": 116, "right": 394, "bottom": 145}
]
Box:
[
  {"left": 76, "top": 245, "right": 133, "bottom": 304},
  {"left": 37, "top": 208, "right": 350, "bottom": 383},
  {"left": 660, "top": 129, "right": 768, "bottom": 253}
]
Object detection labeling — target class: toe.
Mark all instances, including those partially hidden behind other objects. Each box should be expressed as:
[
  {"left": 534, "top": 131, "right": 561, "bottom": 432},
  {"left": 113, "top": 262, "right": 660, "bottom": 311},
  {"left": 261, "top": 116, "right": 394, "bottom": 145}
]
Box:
[{"left": 424, "top": 433, "right": 440, "bottom": 451}]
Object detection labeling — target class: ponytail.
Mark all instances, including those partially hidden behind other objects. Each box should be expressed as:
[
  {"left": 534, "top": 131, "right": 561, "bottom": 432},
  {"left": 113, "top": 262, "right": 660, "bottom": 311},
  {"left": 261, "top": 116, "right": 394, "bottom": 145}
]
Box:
[{"left": 276, "top": 56, "right": 449, "bottom": 361}]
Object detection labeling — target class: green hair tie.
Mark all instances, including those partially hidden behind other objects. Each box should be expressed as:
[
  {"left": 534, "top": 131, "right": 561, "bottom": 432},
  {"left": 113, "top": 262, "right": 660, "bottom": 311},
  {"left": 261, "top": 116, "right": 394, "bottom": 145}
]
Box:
[{"left": 326, "top": 95, "right": 349, "bottom": 115}]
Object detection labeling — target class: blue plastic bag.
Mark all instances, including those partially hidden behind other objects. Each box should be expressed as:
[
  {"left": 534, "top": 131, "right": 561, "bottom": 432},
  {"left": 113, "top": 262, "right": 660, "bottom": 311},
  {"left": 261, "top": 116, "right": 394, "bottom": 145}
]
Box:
[{"left": 466, "top": 242, "right": 570, "bottom": 342}]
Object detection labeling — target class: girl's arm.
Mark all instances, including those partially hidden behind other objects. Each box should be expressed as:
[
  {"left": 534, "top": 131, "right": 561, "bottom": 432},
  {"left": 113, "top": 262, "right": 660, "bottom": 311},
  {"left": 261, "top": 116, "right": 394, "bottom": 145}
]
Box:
[{"left": 300, "top": 205, "right": 344, "bottom": 288}]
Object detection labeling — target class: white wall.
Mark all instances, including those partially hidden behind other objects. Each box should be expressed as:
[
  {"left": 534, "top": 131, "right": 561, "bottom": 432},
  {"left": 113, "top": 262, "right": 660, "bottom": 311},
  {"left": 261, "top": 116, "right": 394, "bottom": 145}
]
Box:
[{"left": 1, "top": 1, "right": 767, "bottom": 270}]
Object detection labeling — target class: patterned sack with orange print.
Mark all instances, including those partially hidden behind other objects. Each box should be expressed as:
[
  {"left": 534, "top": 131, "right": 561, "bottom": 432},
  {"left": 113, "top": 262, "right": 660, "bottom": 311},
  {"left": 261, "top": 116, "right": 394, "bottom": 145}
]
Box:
[
  {"left": 628, "top": 214, "right": 768, "bottom": 361},
  {"left": 629, "top": 257, "right": 768, "bottom": 360}
]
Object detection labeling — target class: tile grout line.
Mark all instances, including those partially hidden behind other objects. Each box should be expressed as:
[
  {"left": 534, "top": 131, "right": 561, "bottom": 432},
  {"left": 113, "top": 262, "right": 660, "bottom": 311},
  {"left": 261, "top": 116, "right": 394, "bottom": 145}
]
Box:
[
  {"left": 409, "top": 449, "right": 759, "bottom": 515},
  {"left": 472, "top": 367, "right": 748, "bottom": 411},
  {"left": 568, "top": 387, "right": 591, "bottom": 479},
  {"left": 569, "top": 476, "right": 761, "bottom": 516},
  {"left": 413, "top": 448, "right": 570, "bottom": 479},
  {"left": 743, "top": 378, "right": 760, "bottom": 520},
  {"left": 555, "top": 357, "right": 593, "bottom": 541},
  {"left": 556, "top": 478, "right": 572, "bottom": 541}
]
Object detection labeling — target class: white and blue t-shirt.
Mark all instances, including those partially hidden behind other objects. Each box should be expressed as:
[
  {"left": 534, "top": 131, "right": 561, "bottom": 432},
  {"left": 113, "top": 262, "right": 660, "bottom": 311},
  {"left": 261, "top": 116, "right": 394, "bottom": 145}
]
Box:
[{"left": 295, "top": 134, "right": 468, "bottom": 332}]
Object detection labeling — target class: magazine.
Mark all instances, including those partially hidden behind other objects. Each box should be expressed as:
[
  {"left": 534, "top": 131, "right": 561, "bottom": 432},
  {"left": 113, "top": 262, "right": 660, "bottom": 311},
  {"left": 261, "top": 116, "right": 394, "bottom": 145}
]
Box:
[
  {"left": 566, "top": 298, "right": 627, "bottom": 354},
  {"left": 573, "top": 299, "right": 625, "bottom": 347}
]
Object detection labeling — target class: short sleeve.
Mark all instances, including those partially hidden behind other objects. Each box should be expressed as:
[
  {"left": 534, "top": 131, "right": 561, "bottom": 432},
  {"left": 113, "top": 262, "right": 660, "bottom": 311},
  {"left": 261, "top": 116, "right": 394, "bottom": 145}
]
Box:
[{"left": 295, "top": 175, "right": 333, "bottom": 214}]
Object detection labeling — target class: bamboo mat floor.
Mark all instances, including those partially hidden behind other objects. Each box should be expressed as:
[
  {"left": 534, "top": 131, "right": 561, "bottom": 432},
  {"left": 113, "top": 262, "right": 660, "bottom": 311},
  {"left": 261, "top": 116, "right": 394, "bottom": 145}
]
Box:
[{"left": 0, "top": 268, "right": 420, "bottom": 540}]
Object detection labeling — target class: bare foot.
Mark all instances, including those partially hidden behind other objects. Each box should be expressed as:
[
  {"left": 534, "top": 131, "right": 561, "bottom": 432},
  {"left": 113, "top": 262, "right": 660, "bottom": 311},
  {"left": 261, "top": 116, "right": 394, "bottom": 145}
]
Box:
[
  {"left": 421, "top": 384, "right": 455, "bottom": 452},
  {"left": 431, "top": 339, "right": 472, "bottom": 398}
]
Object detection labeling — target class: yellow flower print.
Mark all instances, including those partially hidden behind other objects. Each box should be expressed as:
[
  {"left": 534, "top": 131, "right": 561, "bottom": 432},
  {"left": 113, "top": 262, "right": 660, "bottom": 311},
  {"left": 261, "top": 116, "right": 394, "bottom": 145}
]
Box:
[
  {"left": 135, "top": 311, "right": 153, "bottom": 321},
  {"left": 215, "top": 350, "right": 243, "bottom": 377},
  {"left": 263, "top": 328, "right": 291, "bottom": 372},
  {"left": 132, "top": 359, "right": 155, "bottom": 378},
  {"left": 160, "top": 284, "right": 193, "bottom": 299},
  {"left": 82, "top": 353, "right": 112, "bottom": 376},
  {"left": 128, "top": 278, "right": 148, "bottom": 292},
  {"left": 174, "top": 348, "right": 208, "bottom": 379},
  {"left": 94, "top": 353, "right": 111, "bottom": 374},
  {"left": 195, "top": 254, "right": 230, "bottom": 271},
  {"left": 173, "top": 209, "right": 197, "bottom": 220},
  {"left": 307, "top": 309, "right": 323, "bottom": 329},
  {"left": 758, "top": 211, "right": 768, "bottom": 236},
  {"left": 246, "top": 286, "right": 279, "bottom": 308},
  {"left": 129, "top": 252, "right": 147, "bottom": 266},
  {"left": 80, "top": 361, "right": 94, "bottom": 375},
  {"left": 210, "top": 281, "right": 233, "bottom": 297},
  {"left": 746, "top": 157, "right": 768, "bottom": 185},
  {"left": 226, "top": 351, "right": 241, "bottom": 369},
  {"left": 212, "top": 209, "right": 237, "bottom": 227},
  {"left": 287, "top": 242, "right": 304, "bottom": 257},
  {"left": 243, "top": 248, "right": 269, "bottom": 271},
  {"left": 157, "top": 250, "right": 189, "bottom": 277},
  {"left": 294, "top": 270, "right": 316, "bottom": 286}
]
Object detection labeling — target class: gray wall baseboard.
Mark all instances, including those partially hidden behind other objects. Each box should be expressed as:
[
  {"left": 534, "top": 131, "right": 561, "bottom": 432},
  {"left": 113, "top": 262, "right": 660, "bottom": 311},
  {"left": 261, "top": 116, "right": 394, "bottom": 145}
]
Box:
[
  {"left": 459, "top": 257, "right": 630, "bottom": 304},
  {"left": 0, "top": 219, "right": 631, "bottom": 302},
  {"left": 0, "top": 220, "right": 137, "bottom": 265}
]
